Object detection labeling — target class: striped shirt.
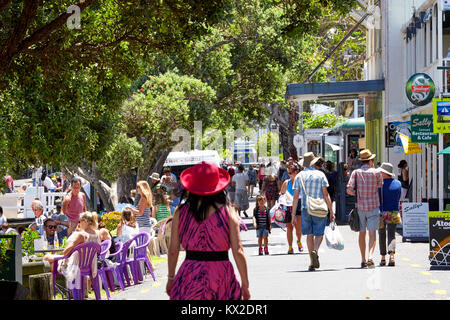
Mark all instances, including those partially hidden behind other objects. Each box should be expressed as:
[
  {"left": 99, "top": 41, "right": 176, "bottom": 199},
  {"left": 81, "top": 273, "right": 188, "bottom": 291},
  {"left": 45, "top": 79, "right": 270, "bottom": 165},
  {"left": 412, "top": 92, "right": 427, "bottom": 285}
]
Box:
[
  {"left": 293, "top": 168, "right": 329, "bottom": 210},
  {"left": 156, "top": 204, "right": 170, "bottom": 222},
  {"left": 347, "top": 165, "right": 383, "bottom": 211},
  {"left": 136, "top": 207, "right": 152, "bottom": 229}
]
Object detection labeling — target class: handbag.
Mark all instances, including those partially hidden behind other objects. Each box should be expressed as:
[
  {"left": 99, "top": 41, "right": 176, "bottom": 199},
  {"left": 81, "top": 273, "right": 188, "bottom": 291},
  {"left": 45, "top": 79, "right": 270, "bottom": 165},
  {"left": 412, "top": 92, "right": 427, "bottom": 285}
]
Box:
[
  {"left": 347, "top": 173, "right": 360, "bottom": 232},
  {"left": 298, "top": 172, "right": 328, "bottom": 218}
]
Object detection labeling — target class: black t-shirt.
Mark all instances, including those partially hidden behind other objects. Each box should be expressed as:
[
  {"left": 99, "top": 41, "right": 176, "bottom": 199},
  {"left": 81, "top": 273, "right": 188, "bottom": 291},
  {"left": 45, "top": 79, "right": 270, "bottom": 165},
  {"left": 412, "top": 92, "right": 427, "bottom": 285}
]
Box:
[{"left": 253, "top": 207, "right": 271, "bottom": 229}]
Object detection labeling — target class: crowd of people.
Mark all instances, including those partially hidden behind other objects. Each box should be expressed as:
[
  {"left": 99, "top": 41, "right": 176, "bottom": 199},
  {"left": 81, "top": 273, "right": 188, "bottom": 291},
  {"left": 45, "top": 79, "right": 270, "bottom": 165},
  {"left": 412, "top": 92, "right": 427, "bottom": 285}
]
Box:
[{"left": 216, "top": 149, "right": 405, "bottom": 273}]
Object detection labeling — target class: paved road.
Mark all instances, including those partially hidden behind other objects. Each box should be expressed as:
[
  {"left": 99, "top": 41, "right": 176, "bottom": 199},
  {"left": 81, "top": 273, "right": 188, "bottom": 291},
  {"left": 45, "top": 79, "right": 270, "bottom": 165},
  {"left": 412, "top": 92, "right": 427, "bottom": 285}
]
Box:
[{"left": 111, "top": 194, "right": 449, "bottom": 301}]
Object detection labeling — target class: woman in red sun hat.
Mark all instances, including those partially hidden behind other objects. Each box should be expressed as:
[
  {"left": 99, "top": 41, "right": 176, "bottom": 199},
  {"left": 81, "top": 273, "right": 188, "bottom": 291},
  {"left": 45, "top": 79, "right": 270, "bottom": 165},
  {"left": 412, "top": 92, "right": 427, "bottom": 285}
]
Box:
[{"left": 166, "top": 161, "right": 250, "bottom": 300}]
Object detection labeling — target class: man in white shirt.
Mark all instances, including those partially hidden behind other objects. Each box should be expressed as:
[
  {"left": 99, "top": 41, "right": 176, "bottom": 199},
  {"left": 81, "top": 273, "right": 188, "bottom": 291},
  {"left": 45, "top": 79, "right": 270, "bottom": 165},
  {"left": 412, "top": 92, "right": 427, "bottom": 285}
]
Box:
[{"left": 232, "top": 165, "right": 250, "bottom": 217}]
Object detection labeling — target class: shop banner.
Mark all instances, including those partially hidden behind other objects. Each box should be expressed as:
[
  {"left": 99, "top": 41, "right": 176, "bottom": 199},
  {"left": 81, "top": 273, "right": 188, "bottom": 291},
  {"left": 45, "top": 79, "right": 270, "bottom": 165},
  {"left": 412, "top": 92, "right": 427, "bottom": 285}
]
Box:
[
  {"left": 428, "top": 211, "right": 450, "bottom": 267},
  {"left": 402, "top": 202, "right": 429, "bottom": 241},
  {"left": 410, "top": 114, "right": 439, "bottom": 143},
  {"left": 398, "top": 132, "right": 423, "bottom": 154},
  {"left": 432, "top": 98, "right": 450, "bottom": 133},
  {"left": 405, "top": 73, "right": 435, "bottom": 106}
]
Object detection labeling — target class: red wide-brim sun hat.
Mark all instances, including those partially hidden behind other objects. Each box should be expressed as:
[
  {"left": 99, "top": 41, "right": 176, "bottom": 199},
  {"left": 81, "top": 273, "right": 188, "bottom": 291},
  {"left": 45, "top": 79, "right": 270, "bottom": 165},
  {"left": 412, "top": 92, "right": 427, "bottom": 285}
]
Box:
[{"left": 180, "top": 161, "right": 230, "bottom": 196}]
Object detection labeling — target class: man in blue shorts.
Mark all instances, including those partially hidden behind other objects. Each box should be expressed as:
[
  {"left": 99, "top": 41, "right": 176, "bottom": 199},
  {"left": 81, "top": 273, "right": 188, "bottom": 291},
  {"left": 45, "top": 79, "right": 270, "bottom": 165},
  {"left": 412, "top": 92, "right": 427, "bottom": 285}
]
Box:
[{"left": 292, "top": 152, "right": 335, "bottom": 271}]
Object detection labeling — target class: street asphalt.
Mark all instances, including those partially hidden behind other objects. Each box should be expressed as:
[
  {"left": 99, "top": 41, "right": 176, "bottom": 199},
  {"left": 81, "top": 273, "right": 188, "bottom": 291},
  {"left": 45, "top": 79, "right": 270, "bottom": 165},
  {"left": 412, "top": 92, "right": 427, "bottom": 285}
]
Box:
[{"left": 110, "top": 190, "right": 449, "bottom": 301}]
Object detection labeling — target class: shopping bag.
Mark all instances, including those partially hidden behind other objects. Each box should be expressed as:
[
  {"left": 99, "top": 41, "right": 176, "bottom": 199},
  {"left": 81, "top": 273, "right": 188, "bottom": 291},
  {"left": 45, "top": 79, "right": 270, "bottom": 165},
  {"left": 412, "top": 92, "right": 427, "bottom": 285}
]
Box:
[
  {"left": 269, "top": 193, "right": 293, "bottom": 230},
  {"left": 325, "top": 221, "right": 344, "bottom": 250}
]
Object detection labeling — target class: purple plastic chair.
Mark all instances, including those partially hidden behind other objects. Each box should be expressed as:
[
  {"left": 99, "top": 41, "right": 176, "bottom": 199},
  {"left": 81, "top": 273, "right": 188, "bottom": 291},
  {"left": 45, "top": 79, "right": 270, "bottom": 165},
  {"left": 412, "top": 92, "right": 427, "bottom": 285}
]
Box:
[
  {"left": 98, "top": 241, "right": 125, "bottom": 299},
  {"left": 98, "top": 240, "right": 112, "bottom": 299},
  {"left": 52, "top": 242, "right": 102, "bottom": 300},
  {"left": 118, "top": 239, "right": 134, "bottom": 287},
  {"left": 127, "top": 232, "right": 156, "bottom": 284}
]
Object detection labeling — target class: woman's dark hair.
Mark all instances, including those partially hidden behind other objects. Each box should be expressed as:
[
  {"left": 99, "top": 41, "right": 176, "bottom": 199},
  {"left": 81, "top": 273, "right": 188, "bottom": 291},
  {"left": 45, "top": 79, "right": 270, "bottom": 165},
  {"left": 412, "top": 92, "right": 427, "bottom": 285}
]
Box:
[
  {"left": 398, "top": 160, "right": 407, "bottom": 169},
  {"left": 179, "top": 188, "right": 229, "bottom": 223}
]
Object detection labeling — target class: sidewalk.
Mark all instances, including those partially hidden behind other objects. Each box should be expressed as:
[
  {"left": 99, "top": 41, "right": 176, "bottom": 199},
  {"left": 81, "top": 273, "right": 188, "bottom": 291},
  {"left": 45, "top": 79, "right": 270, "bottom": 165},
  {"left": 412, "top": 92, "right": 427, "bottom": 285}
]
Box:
[{"left": 112, "top": 192, "right": 450, "bottom": 300}]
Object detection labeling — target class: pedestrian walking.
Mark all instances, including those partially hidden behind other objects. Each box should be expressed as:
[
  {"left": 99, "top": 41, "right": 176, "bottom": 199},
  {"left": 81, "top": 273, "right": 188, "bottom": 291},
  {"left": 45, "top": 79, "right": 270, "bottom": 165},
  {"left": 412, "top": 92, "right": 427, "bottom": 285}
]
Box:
[
  {"left": 166, "top": 161, "right": 250, "bottom": 300},
  {"left": 280, "top": 163, "right": 303, "bottom": 254},
  {"left": 232, "top": 165, "right": 250, "bottom": 218},
  {"left": 253, "top": 195, "right": 271, "bottom": 255},
  {"left": 61, "top": 176, "right": 86, "bottom": 236},
  {"left": 292, "top": 152, "right": 334, "bottom": 271},
  {"left": 325, "top": 161, "right": 337, "bottom": 203},
  {"left": 258, "top": 164, "right": 266, "bottom": 191},
  {"left": 377, "top": 163, "right": 401, "bottom": 267},
  {"left": 346, "top": 149, "right": 383, "bottom": 268},
  {"left": 126, "top": 180, "right": 153, "bottom": 235},
  {"left": 261, "top": 172, "right": 280, "bottom": 210},
  {"left": 397, "top": 160, "right": 409, "bottom": 200},
  {"left": 247, "top": 164, "right": 257, "bottom": 198},
  {"left": 227, "top": 167, "right": 236, "bottom": 205}
]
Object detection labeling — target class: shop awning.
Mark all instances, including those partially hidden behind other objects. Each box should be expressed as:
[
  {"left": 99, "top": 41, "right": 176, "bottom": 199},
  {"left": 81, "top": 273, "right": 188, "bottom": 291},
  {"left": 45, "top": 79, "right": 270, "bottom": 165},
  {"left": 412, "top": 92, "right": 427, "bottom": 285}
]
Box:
[
  {"left": 437, "top": 146, "right": 450, "bottom": 155},
  {"left": 286, "top": 79, "right": 385, "bottom": 102},
  {"left": 330, "top": 117, "right": 365, "bottom": 132}
]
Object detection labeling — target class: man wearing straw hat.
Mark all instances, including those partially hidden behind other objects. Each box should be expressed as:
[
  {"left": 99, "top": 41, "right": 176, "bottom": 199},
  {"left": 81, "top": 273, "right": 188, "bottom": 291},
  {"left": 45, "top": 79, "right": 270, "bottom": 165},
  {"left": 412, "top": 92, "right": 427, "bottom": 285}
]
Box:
[
  {"left": 346, "top": 149, "right": 383, "bottom": 268},
  {"left": 292, "top": 152, "right": 335, "bottom": 271}
]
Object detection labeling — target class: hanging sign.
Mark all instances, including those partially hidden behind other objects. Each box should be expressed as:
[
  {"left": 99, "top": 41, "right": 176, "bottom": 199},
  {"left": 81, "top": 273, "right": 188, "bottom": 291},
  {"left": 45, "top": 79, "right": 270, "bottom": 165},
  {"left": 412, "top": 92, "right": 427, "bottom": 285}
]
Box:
[
  {"left": 428, "top": 211, "right": 450, "bottom": 267},
  {"left": 406, "top": 73, "right": 435, "bottom": 106},
  {"left": 432, "top": 98, "right": 450, "bottom": 133},
  {"left": 398, "top": 132, "right": 423, "bottom": 154},
  {"left": 410, "top": 114, "right": 439, "bottom": 143}
]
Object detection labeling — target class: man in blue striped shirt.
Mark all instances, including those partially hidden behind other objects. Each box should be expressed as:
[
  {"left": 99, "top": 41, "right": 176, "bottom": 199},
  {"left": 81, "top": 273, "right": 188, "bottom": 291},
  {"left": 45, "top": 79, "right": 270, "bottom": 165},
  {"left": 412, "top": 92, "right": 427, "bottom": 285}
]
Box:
[{"left": 292, "top": 152, "right": 334, "bottom": 271}]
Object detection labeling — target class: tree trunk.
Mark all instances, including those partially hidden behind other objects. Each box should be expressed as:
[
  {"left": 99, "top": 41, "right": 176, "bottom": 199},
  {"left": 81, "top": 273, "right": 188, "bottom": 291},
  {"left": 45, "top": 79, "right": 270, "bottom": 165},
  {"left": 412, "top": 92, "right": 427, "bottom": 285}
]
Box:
[{"left": 117, "top": 172, "right": 136, "bottom": 203}]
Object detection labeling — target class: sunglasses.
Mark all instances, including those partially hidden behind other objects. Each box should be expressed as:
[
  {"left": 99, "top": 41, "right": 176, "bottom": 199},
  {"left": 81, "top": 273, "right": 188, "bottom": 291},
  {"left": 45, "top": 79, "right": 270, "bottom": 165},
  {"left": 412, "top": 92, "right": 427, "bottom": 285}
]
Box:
[{"left": 46, "top": 225, "right": 57, "bottom": 229}]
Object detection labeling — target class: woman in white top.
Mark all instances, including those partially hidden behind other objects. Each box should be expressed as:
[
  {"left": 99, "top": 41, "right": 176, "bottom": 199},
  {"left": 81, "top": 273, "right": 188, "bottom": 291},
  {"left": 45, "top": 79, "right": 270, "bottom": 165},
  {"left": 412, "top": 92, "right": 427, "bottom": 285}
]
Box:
[
  {"left": 44, "top": 211, "right": 101, "bottom": 271},
  {"left": 116, "top": 209, "right": 139, "bottom": 242}
]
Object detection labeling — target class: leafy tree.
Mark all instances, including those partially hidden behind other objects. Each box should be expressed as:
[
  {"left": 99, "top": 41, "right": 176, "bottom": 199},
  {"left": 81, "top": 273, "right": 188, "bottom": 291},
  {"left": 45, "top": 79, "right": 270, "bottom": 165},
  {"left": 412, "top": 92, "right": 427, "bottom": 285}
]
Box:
[{"left": 302, "top": 112, "right": 344, "bottom": 129}]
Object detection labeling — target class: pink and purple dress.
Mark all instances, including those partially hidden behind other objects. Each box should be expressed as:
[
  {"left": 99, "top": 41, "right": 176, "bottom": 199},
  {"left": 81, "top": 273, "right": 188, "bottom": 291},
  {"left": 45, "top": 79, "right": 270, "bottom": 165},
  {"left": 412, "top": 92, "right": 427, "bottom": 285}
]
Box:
[{"left": 169, "top": 204, "right": 241, "bottom": 300}]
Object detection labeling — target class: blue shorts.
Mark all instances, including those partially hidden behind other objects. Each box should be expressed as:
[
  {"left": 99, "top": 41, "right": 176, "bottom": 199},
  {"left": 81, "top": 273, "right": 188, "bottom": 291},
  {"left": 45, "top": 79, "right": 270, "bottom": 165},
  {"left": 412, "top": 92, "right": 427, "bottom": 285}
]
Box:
[
  {"left": 256, "top": 228, "right": 269, "bottom": 238},
  {"left": 301, "top": 208, "right": 327, "bottom": 236}
]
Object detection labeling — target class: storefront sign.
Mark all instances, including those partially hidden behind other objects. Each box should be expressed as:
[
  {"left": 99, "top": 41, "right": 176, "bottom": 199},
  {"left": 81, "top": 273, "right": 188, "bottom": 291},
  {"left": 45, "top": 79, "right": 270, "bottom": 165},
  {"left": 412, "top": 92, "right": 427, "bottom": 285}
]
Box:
[
  {"left": 304, "top": 129, "right": 329, "bottom": 141},
  {"left": 402, "top": 202, "right": 429, "bottom": 241},
  {"left": 428, "top": 211, "right": 450, "bottom": 267},
  {"left": 410, "top": 114, "right": 439, "bottom": 143},
  {"left": 398, "top": 132, "right": 423, "bottom": 154},
  {"left": 386, "top": 121, "right": 411, "bottom": 148},
  {"left": 406, "top": 73, "right": 435, "bottom": 106},
  {"left": 432, "top": 98, "right": 450, "bottom": 133}
]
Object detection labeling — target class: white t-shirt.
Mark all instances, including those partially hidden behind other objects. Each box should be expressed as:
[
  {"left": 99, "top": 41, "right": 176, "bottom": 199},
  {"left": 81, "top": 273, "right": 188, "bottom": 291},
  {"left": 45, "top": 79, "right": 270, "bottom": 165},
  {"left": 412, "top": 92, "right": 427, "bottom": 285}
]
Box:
[
  {"left": 0, "top": 216, "right": 7, "bottom": 226},
  {"left": 43, "top": 176, "right": 55, "bottom": 191},
  {"left": 232, "top": 173, "right": 249, "bottom": 190}
]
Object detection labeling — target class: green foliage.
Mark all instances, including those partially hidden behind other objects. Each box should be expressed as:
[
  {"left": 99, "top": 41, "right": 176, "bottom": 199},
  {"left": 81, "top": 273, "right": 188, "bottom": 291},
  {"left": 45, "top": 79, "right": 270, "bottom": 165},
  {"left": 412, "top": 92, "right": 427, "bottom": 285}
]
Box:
[
  {"left": 302, "top": 112, "right": 344, "bottom": 129},
  {"left": 0, "top": 237, "right": 13, "bottom": 268},
  {"left": 21, "top": 228, "right": 39, "bottom": 257}
]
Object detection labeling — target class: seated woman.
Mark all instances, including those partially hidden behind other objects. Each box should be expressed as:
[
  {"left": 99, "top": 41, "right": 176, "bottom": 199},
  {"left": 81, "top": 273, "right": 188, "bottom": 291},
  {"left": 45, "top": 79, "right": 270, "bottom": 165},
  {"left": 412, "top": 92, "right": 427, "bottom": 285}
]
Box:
[
  {"left": 115, "top": 208, "right": 139, "bottom": 242},
  {"left": 43, "top": 211, "right": 102, "bottom": 287},
  {"left": 153, "top": 193, "right": 172, "bottom": 222}
]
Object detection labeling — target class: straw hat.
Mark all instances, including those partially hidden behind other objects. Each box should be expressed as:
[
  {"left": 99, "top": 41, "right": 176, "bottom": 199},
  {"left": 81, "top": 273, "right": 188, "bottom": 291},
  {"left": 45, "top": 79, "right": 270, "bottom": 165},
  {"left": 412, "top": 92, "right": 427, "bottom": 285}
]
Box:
[
  {"left": 150, "top": 173, "right": 160, "bottom": 181},
  {"left": 359, "top": 149, "right": 376, "bottom": 161},
  {"left": 299, "top": 152, "right": 316, "bottom": 167},
  {"left": 180, "top": 161, "right": 230, "bottom": 196},
  {"left": 378, "top": 162, "right": 395, "bottom": 177}
]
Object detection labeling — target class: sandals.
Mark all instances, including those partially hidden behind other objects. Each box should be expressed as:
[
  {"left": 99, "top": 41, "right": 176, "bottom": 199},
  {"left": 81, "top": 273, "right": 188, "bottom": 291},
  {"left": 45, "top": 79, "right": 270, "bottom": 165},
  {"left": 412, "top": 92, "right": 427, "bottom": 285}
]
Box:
[
  {"left": 361, "top": 261, "right": 368, "bottom": 268},
  {"left": 380, "top": 259, "right": 386, "bottom": 266},
  {"left": 367, "top": 259, "right": 375, "bottom": 268},
  {"left": 388, "top": 258, "right": 395, "bottom": 266}
]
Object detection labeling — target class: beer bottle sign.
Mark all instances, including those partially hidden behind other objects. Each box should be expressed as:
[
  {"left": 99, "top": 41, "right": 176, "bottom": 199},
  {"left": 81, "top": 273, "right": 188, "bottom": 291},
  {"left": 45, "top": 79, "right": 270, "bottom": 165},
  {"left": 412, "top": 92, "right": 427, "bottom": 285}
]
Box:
[{"left": 406, "top": 73, "right": 435, "bottom": 106}]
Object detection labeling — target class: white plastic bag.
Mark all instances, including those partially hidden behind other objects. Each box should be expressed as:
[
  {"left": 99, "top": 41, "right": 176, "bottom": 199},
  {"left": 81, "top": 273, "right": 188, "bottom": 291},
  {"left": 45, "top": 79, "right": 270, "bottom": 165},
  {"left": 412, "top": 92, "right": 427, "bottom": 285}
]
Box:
[{"left": 325, "top": 221, "right": 344, "bottom": 250}]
